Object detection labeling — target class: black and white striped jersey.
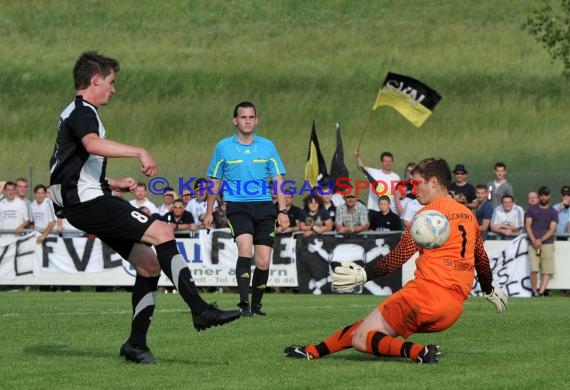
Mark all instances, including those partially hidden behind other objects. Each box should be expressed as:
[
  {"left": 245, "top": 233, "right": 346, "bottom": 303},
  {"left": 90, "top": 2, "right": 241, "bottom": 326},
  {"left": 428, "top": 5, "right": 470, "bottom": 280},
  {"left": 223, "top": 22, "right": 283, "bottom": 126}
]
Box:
[{"left": 49, "top": 96, "right": 110, "bottom": 207}]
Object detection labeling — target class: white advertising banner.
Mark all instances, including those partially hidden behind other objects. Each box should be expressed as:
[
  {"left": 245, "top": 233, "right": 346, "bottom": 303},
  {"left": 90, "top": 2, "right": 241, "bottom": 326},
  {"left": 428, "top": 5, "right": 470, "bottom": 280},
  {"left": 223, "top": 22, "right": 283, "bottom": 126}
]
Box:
[
  {"left": 0, "top": 231, "right": 297, "bottom": 287},
  {"left": 1, "top": 232, "right": 569, "bottom": 293}
]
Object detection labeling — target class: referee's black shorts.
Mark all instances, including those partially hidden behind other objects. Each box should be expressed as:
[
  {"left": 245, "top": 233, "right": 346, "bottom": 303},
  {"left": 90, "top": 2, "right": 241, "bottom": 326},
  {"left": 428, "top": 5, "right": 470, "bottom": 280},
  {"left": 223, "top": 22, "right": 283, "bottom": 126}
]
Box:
[
  {"left": 226, "top": 201, "right": 277, "bottom": 247},
  {"left": 62, "top": 196, "right": 158, "bottom": 259}
]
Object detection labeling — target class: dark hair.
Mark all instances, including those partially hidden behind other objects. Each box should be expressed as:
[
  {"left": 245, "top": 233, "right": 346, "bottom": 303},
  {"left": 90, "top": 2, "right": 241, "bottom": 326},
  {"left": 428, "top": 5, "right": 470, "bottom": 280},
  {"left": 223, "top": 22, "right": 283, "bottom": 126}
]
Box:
[
  {"left": 194, "top": 177, "right": 208, "bottom": 190},
  {"left": 33, "top": 184, "right": 47, "bottom": 193},
  {"left": 411, "top": 157, "right": 452, "bottom": 189},
  {"left": 494, "top": 161, "right": 507, "bottom": 170},
  {"left": 380, "top": 151, "right": 394, "bottom": 161},
  {"left": 378, "top": 195, "right": 391, "bottom": 204},
  {"left": 3, "top": 181, "right": 16, "bottom": 190},
  {"left": 136, "top": 182, "right": 147, "bottom": 190},
  {"left": 172, "top": 199, "right": 185, "bottom": 206},
  {"left": 233, "top": 101, "right": 256, "bottom": 118},
  {"left": 501, "top": 194, "right": 514, "bottom": 202},
  {"left": 302, "top": 194, "right": 324, "bottom": 209},
  {"left": 475, "top": 184, "right": 488, "bottom": 190},
  {"left": 73, "top": 51, "right": 120, "bottom": 90}
]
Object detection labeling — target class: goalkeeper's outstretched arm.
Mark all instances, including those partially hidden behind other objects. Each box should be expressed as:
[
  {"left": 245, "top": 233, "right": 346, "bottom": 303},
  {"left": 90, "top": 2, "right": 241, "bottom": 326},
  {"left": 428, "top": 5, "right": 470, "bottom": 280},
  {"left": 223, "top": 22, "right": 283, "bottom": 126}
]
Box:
[{"left": 364, "top": 230, "right": 418, "bottom": 280}]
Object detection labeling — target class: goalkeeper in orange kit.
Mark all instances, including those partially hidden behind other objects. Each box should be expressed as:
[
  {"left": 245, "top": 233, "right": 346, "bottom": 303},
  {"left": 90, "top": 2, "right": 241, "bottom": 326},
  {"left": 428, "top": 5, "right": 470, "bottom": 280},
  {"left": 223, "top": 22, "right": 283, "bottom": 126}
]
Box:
[{"left": 284, "top": 157, "right": 508, "bottom": 364}]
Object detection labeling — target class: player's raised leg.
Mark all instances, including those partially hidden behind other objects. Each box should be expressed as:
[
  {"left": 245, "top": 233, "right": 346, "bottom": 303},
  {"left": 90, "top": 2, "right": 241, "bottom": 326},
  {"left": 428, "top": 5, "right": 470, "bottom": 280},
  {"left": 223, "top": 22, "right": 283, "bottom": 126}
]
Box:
[{"left": 141, "top": 220, "right": 241, "bottom": 331}]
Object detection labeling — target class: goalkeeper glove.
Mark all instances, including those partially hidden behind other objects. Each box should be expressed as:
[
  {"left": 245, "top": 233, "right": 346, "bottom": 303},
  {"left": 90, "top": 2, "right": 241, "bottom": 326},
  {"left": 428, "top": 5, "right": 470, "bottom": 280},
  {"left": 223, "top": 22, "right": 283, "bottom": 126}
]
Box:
[
  {"left": 484, "top": 281, "right": 508, "bottom": 313},
  {"left": 332, "top": 262, "right": 367, "bottom": 292}
]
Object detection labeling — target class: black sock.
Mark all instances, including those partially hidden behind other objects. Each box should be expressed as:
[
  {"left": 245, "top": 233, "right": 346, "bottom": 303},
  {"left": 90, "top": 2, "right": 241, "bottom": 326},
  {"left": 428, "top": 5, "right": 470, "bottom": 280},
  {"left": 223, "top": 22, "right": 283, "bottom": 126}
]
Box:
[
  {"left": 251, "top": 267, "right": 269, "bottom": 308},
  {"left": 155, "top": 240, "right": 207, "bottom": 314},
  {"left": 128, "top": 274, "right": 159, "bottom": 347},
  {"left": 236, "top": 256, "right": 252, "bottom": 304}
]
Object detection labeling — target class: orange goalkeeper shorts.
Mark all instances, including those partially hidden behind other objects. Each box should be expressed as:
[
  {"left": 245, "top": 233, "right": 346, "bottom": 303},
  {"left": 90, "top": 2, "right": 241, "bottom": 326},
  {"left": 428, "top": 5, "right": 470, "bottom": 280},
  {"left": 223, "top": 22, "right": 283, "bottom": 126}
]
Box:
[{"left": 378, "top": 279, "right": 464, "bottom": 339}]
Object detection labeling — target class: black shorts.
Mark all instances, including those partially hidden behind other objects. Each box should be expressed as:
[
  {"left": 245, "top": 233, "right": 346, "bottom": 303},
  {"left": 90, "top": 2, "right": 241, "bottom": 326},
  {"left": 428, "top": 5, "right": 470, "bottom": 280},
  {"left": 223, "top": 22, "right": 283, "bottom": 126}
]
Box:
[
  {"left": 226, "top": 201, "right": 276, "bottom": 247},
  {"left": 62, "top": 196, "right": 158, "bottom": 259}
]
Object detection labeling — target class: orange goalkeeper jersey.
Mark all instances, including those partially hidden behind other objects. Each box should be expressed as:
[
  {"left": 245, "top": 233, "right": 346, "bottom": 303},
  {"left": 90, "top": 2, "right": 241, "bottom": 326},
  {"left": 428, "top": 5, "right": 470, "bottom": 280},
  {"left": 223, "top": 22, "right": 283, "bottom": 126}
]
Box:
[{"left": 366, "top": 197, "right": 493, "bottom": 299}]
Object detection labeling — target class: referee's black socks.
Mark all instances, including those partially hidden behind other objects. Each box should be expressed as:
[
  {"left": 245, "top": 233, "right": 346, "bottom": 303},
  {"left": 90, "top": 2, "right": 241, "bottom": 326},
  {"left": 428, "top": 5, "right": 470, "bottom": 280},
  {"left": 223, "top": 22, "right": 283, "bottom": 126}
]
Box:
[
  {"left": 155, "top": 240, "right": 207, "bottom": 314},
  {"left": 236, "top": 256, "right": 252, "bottom": 305},
  {"left": 251, "top": 267, "right": 269, "bottom": 309}
]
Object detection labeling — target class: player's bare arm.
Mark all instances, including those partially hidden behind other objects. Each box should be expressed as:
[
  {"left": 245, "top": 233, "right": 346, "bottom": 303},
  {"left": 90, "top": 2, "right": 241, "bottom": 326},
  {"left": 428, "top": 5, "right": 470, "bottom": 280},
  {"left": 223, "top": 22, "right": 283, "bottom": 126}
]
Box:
[
  {"left": 274, "top": 174, "right": 290, "bottom": 229},
  {"left": 108, "top": 177, "right": 137, "bottom": 193},
  {"left": 81, "top": 133, "right": 157, "bottom": 176},
  {"left": 203, "top": 178, "right": 222, "bottom": 230}
]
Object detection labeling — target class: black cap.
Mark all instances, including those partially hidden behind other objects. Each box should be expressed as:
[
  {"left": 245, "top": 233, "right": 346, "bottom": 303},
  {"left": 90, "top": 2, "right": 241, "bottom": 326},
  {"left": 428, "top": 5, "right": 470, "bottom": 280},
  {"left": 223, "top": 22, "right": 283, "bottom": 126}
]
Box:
[
  {"left": 538, "top": 186, "right": 550, "bottom": 196},
  {"left": 561, "top": 185, "right": 570, "bottom": 195},
  {"left": 452, "top": 164, "right": 468, "bottom": 174}
]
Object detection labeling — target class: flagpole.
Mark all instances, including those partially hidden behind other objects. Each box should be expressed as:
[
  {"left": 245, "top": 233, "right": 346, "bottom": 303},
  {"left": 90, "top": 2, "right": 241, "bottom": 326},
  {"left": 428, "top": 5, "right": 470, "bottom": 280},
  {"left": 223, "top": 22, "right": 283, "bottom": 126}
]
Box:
[{"left": 356, "top": 109, "right": 375, "bottom": 150}]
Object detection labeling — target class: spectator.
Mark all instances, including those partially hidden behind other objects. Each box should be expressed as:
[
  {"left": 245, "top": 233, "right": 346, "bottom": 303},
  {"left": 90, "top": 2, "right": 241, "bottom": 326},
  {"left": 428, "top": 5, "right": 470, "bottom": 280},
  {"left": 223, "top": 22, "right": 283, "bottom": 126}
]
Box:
[
  {"left": 298, "top": 194, "right": 333, "bottom": 237},
  {"left": 0, "top": 181, "right": 29, "bottom": 241},
  {"left": 181, "top": 188, "right": 193, "bottom": 208},
  {"left": 552, "top": 185, "right": 570, "bottom": 236},
  {"left": 29, "top": 184, "right": 56, "bottom": 244},
  {"left": 317, "top": 181, "right": 337, "bottom": 224},
  {"left": 475, "top": 184, "right": 494, "bottom": 237},
  {"left": 449, "top": 164, "right": 477, "bottom": 209},
  {"left": 15, "top": 177, "right": 31, "bottom": 207},
  {"left": 487, "top": 162, "right": 514, "bottom": 209},
  {"left": 186, "top": 178, "right": 218, "bottom": 229},
  {"left": 335, "top": 192, "right": 369, "bottom": 234},
  {"left": 394, "top": 162, "right": 417, "bottom": 217},
  {"left": 490, "top": 194, "right": 524, "bottom": 238},
  {"left": 401, "top": 197, "right": 423, "bottom": 229},
  {"left": 527, "top": 191, "right": 539, "bottom": 208},
  {"left": 157, "top": 188, "right": 177, "bottom": 216},
  {"left": 160, "top": 199, "right": 196, "bottom": 232},
  {"left": 129, "top": 182, "right": 158, "bottom": 214},
  {"left": 401, "top": 162, "right": 418, "bottom": 200},
  {"left": 354, "top": 149, "right": 400, "bottom": 213},
  {"left": 275, "top": 190, "right": 300, "bottom": 234},
  {"left": 525, "top": 186, "right": 558, "bottom": 297},
  {"left": 213, "top": 196, "right": 229, "bottom": 228},
  {"left": 0, "top": 181, "right": 5, "bottom": 201},
  {"left": 369, "top": 195, "right": 403, "bottom": 232}
]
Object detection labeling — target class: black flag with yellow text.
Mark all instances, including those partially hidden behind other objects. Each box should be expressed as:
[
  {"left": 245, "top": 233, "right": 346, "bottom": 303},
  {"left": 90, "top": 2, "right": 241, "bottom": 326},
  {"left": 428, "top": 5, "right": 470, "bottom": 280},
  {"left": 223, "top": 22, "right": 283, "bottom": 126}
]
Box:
[{"left": 373, "top": 72, "right": 441, "bottom": 128}]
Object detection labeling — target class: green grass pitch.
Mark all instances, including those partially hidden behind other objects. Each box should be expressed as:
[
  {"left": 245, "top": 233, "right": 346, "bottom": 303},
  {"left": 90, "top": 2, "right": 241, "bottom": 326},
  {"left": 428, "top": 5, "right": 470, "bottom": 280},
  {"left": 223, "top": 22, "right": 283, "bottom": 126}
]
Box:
[{"left": 1, "top": 292, "right": 569, "bottom": 389}]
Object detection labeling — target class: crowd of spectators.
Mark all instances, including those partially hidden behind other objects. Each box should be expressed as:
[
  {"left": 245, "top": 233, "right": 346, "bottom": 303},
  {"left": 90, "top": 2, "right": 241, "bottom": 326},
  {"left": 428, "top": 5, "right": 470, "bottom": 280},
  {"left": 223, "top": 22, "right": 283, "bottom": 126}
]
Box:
[
  {"left": 1, "top": 155, "right": 568, "bottom": 296},
  {"left": 3, "top": 158, "right": 570, "bottom": 240}
]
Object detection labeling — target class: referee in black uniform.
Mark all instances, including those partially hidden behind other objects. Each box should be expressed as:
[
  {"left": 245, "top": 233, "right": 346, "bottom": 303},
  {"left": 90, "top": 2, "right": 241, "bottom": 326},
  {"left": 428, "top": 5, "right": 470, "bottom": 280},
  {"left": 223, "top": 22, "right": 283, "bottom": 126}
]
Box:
[{"left": 49, "top": 51, "right": 240, "bottom": 364}]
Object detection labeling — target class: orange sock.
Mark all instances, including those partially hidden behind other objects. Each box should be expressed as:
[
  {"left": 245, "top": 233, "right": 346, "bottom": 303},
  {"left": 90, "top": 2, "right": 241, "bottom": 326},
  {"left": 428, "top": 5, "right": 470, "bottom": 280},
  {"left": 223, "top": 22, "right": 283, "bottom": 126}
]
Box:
[
  {"left": 365, "top": 331, "right": 424, "bottom": 362},
  {"left": 305, "top": 320, "right": 363, "bottom": 359}
]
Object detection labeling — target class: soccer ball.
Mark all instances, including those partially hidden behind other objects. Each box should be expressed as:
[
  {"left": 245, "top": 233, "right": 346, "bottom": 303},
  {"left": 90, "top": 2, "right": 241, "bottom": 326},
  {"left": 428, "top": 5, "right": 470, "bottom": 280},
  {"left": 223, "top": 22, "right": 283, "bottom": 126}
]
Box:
[{"left": 410, "top": 210, "right": 450, "bottom": 249}]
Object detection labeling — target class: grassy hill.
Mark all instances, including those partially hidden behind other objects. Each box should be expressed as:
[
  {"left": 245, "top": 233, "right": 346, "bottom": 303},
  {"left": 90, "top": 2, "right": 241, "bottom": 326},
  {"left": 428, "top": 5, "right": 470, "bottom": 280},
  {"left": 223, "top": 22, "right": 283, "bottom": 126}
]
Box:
[{"left": 1, "top": 0, "right": 567, "bottom": 203}]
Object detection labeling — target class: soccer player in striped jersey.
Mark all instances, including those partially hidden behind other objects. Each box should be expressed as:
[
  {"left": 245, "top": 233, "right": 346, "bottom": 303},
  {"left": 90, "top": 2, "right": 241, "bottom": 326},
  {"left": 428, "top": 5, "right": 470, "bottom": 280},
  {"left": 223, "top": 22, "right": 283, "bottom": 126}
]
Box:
[{"left": 49, "top": 51, "right": 240, "bottom": 364}]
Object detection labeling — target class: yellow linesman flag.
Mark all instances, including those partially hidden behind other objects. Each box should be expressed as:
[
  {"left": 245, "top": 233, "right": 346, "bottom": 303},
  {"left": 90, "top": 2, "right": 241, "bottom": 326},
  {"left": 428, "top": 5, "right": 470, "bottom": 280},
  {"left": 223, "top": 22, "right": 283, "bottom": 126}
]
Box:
[
  {"left": 304, "top": 121, "right": 328, "bottom": 188},
  {"left": 373, "top": 72, "right": 442, "bottom": 128}
]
